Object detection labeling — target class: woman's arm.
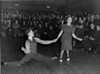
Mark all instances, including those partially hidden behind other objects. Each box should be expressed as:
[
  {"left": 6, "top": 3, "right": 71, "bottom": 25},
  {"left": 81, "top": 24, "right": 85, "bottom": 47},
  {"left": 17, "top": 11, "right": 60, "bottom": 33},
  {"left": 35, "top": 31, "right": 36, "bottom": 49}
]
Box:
[
  {"left": 56, "top": 30, "right": 63, "bottom": 40},
  {"left": 72, "top": 33, "right": 83, "bottom": 41},
  {"left": 72, "top": 26, "right": 83, "bottom": 41}
]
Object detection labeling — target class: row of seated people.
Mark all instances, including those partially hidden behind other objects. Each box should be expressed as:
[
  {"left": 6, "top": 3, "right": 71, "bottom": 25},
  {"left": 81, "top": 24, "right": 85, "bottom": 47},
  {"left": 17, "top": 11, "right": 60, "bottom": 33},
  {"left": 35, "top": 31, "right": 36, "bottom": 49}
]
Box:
[{"left": 0, "top": 10, "right": 62, "bottom": 40}]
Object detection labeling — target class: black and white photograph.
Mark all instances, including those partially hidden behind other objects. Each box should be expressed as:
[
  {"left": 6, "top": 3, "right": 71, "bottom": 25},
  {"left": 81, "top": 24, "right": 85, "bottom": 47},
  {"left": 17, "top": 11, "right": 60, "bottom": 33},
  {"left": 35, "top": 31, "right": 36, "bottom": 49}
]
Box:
[{"left": 0, "top": 0, "right": 100, "bottom": 74}]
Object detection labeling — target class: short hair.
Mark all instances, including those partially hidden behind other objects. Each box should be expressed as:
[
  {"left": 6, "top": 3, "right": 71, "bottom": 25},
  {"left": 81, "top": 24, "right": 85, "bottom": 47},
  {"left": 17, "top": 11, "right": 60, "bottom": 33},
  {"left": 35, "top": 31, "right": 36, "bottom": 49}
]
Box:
[{"left": 25, "top": 28, "right": 33, "bottom": 36}]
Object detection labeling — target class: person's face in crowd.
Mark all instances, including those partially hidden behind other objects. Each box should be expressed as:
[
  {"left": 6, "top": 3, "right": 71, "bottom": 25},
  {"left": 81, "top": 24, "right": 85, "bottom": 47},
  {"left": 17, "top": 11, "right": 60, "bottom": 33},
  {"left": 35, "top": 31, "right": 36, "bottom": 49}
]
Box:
[
  {"left": 23, "top": 21, "right": 26, "bottom": 25},
  {"left": 4, "top": 13, "right": 7, "bottom": 18},
  {"left": 19, "top": 15, "right": 21, "bottom": 19},
  {"left": 29, "top": 16, "right": 31, "bottom": 19},
  {"left": 28, "top": 30, "right": 34, "bottom": 37},
  {"left": 79, "top": 17, "right": 82, "bottom": 22},
  {"left": 34, "top": 22, "right": 36, "bottom": 26},
  {"left": 11, "top": 14, "right": 13, "bottom": 17},
  {"left": 41, "top": 21, "right": 43, "bottom": 24},
  {"left": 49, "top": 26, "right": 53, "bottom": 30},
  {"left": 49, "top": 16, "right": 52, "bottom": 19},
  {"left": 90, "top": 24, "right": 95, "bottom": 29},
  {"left": 30, "top": 22, "right": 32, "bottom": 26},
  {"left": 1, "top": 13, "right": 3, "bottom": 17},
  {"left": 6, "top": 14, "right": 9, "bottom": 18},
  {"left": 83, "top": 17, "right": 86, "bottom": 22},
  {"left": 52, "top": 15, "right": 55, "bottom": 18},
  {"left": 45, "top": 23, "right": 48, "bottom": 27},
  {"left": 67, "top": 17, "right": 72, "bottom": 24},
  {"left": 95, "top": 14, "right": 100, "bottom": 20},
  {"left": 56, "top": 15, "right": 59, "bottom": 19},
  {"left": 72, "top": 16, "right": 74, "bottom": 19},
  {"left": 13, "top": 13, "right": 16, "bottom": 18},
  {"left": 39, "top": 24, "right": 41, "bottom": 28},
  {"left": 60, "top": 15, "right": 63, "bottom": 20},
  {"left": 7, "top": 20, "right": 11, "bottom": 24},
  {"left": 85, "top": 11, "right": 87, "bottom": 15},
  {"left": 91, "top": 15, "right": 95, "bottom": 21},
  {"left": 96, "top": 25, "right": 100, "bottom": 31},
  {"left": 28, "top": 21, "right": 30, "bottom": 25},
  {"left": 15, "top": 20, "right": 18, "bottom": 24},
  {"left": 4, "top": 20, "right": 7, "bottom": 24},
  {"left": 24, "top": 17, "right": 27, "bottom": 19},
  {"left": 74, "top": 17, "right": 77, "bottom": 21},
  {"left": 87, "top": 15, "right": 91, "bottom": 21},
  {"left": 1, "top": 19, "right": 3, "bottom": 23}
]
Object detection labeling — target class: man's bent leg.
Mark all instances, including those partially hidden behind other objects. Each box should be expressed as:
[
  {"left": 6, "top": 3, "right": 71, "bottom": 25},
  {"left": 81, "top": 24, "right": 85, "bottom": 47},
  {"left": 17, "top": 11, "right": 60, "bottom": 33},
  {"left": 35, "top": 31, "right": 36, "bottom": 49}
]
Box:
[
  {"left": 19, "top": 53, "right": 34, "bottom": 65},
  {"left": 32, "top": 53, "right": 51, "bottom": 62}
]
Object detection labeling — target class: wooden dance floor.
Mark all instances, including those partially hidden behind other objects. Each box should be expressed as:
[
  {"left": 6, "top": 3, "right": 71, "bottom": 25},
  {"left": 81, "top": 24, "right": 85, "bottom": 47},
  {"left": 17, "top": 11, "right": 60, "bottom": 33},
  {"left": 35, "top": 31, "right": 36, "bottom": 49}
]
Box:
[{"left": 1, "top": 37, "right": 100, "bottom": 74}]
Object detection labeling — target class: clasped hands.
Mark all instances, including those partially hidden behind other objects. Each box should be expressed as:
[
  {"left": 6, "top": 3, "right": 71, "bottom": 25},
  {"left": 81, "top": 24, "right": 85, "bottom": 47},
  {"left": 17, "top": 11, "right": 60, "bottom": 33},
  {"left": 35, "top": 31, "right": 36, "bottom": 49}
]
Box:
[
  {"left": 53, "top": 35, "right": 60, "bottom": 43},
  {"left": 53, "top": 38, "right": 58, "bottom": 43}
]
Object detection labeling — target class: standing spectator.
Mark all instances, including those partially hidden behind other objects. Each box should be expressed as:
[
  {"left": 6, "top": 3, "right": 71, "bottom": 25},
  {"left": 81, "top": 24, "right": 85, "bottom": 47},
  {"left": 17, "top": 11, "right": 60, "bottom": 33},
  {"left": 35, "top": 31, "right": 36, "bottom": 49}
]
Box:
[
  {"left": 1, "top": 20, "right": 8, "bottom": 37},
  {"left": 20, "top": 21, "right": 26, "bottom": 37},
  {"left": 12, "top": 20, "right": 20, "bottom": 37},
  {"left": 6, "top": 20, "right": 12, "bottom": 37}
]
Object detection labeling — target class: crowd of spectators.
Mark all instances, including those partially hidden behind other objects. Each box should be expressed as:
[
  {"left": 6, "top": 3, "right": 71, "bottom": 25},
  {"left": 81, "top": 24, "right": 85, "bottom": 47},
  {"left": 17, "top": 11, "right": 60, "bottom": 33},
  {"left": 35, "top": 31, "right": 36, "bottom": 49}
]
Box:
[
  {"left": 0, "top": 9, "right": 100, "bottom": 53},
  {"left": 0, "top": 10, "right": 63, "bottom": 39}
]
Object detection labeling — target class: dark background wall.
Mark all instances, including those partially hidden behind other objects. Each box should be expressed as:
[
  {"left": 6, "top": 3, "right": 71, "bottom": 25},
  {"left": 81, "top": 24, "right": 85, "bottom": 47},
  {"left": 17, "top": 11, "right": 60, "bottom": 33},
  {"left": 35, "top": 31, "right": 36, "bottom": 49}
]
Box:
[
  {"left": 1, "top": 0, "right": 66, "bottom": 11},
  {"left": 1, "top": 0, "right": 100, "bottom": 13},
  {"left": 65, "top": 0, "right": 100, "bottom": 13}
]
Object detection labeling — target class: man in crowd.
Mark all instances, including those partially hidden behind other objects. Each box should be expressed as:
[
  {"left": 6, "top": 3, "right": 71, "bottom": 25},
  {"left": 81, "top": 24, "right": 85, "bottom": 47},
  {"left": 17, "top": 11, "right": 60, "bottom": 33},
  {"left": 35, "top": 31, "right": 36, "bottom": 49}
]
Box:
[{"left": 12, "top": 20, "right": 20, "bottom": 37}]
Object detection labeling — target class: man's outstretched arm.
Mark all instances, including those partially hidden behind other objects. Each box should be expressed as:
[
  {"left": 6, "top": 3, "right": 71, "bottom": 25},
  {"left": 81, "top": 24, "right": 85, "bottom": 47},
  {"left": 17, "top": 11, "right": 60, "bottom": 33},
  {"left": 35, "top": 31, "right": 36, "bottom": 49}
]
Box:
[{"left": 34, "top": 38, "right": 56, "bottom": 44}]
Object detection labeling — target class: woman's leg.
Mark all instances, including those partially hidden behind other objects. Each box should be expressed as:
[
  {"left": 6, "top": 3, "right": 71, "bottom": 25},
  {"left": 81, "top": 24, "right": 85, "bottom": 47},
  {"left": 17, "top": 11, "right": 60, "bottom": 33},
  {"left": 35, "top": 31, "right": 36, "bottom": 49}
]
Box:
[
  {"left": 60, "top": 50, "right": 64, "bottom": 59},
  {"left": 59, "top": 50, "right": 64, "bottom": 62},
  {"left": 66, "top": 50, "right": 70, "bottom": 61},
  {"left": 66, "top": 50, "right": 69, "bottom": 57},
  {"left": 66, "top": 45, "right": 72, "bottom": 61}
]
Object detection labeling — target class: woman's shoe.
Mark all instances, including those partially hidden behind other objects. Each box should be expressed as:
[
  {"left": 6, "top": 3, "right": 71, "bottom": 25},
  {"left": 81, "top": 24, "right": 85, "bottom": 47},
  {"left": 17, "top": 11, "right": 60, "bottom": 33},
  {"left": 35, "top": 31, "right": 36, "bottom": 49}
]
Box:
[
  {"left": 67, "top": 57, "right": 70, "bottom": 62},
  {"left": 59, "top": 58, "right": 63, "bottom": 62}
]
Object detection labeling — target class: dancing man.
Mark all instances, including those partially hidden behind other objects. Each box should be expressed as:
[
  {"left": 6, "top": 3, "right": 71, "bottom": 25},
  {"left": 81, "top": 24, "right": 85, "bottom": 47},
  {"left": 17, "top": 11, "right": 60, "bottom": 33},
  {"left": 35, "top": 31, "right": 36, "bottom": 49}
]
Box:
[{"left": 3, "top": 28, "right": 58, "bottom": 66}]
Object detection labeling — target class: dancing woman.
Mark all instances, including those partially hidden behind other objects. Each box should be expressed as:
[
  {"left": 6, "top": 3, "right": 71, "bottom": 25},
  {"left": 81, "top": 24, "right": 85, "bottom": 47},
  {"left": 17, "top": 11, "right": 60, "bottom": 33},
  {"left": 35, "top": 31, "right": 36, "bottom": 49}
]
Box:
[
  {"left": 3, "top": 28, "right": 57, "bottom": 66},
  {"left": 56, "top": 16, "right": 82, "bottom": 62}
]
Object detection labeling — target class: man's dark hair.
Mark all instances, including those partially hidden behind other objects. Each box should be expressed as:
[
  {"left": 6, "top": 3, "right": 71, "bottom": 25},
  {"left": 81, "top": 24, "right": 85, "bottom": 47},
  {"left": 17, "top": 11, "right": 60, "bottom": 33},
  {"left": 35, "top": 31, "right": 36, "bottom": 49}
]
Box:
[{"left": 25, "top": 28, "right": 33, "bottom": 36}]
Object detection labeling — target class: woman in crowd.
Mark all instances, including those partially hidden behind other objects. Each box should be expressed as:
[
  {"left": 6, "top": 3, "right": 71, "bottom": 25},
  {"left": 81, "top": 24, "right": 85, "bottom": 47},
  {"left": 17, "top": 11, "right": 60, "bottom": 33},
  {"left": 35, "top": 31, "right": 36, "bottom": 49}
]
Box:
[{"left": 3, "top": 28, "right": 58, "bottom": 66}]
